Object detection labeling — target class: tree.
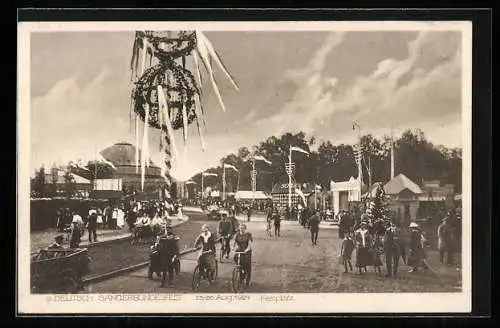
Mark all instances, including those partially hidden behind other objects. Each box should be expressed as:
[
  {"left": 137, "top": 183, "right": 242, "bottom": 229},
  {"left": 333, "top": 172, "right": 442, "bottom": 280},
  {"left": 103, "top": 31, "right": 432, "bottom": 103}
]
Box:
[
  {"left": 188, "top": 129, "right": 462, "bottom": 196},
  {"left": 32, "top": 166, "right": 46, "bottom": 197},
  {"left": 366, "top": 184, "right": 391, "bottom": 222},
  {"left": 63, "top": 169, "right": 76, "bottom": 198},
  {"left": 85, "top": 161, "right": 115, "bottom": 181}
]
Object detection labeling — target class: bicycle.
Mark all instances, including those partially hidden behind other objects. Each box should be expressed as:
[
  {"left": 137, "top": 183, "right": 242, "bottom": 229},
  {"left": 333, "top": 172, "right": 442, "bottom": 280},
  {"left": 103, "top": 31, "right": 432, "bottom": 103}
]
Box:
[
  {"left": 219, "top": 235, "right": 231, "bottom": 263},
  {"left": 265, "top": 219, "right": 272, "bottom": 237},
  {"left": 231, "top": 250, "right": 250, "bottom": 293},
  {"left": 191, "top": 250, "right": 218, "bottom": 291}
]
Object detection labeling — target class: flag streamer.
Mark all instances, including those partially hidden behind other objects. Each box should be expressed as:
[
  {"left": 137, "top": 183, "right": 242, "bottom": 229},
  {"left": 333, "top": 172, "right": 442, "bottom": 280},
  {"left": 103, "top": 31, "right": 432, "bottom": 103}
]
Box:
[
  {"left": 131, "top": 30, "right": 238, "bottom": 187},
  {"left": 199, "top": 32, "right": 239, "bottom": 91}
]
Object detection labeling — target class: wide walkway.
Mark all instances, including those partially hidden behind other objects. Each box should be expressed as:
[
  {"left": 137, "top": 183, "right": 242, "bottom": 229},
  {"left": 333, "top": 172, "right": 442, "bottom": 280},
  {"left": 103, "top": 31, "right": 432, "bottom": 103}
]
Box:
[
  {"left": 86, "top": 218, "right": 461, "bottom": 293},
  {"left": 31, "top": 216, "right": 189, "bottom": 252}
]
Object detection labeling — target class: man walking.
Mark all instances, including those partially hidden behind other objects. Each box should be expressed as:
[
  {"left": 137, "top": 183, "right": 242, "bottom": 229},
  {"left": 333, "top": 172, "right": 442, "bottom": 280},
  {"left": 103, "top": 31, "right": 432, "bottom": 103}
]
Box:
[
  {"left": 308, "top": 210, "right": 321, "bottom": 245},
  {"left": 87, "top": 209, "right": 98, "bottom": 243},
  {"left": 384, "top": 222, "right": 405, "bottom": 277},
  {"left": 158, "top": 226, "right": 180, "bottom": 287},
  {"left": 246, "top": 205, "right": 252, "bottom": 222},
  {"left": 273, "top": 209, "right": 281, "bottom": 237}
]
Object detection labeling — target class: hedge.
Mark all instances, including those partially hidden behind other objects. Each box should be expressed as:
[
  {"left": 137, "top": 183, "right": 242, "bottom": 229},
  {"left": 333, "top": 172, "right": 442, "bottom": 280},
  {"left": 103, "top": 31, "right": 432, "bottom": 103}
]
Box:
[{"left": 30, "top": 198, "right": 111, "bottom": 231}]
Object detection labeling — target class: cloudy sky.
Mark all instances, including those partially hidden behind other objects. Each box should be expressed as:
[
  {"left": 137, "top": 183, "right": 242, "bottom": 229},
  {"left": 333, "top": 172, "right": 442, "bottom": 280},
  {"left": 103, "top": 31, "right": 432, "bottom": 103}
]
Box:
[{"left": 30, "top": 30, "right": 463, "bottom": 180}]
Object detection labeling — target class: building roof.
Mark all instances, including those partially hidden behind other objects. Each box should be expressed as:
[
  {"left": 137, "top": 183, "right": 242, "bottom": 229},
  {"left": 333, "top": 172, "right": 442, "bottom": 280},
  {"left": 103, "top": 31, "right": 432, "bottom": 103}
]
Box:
[
  {"left": 234, "top": 190, "right": 271, "bottom": 200},
  {"left": 46, "top": 171, "right": 91, "bottom": 185},
  {"left": 384, "top": 173, "right": 422, "bottom": 195},
  {"left": 100, "top": 142, "right": 158, "bottom": 168}
]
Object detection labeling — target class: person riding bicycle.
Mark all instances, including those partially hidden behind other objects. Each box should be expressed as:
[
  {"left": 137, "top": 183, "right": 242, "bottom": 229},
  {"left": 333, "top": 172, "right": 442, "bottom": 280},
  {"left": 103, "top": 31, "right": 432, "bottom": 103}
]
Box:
[
  {"left": 217, "top": 210, "right": 233, "bottom": 259},
  {"left": 194, "top": 224, "right": 217, "bottom": 279},
  {"left": 232, "top": 223, "right": 253, "bottom": 287}
]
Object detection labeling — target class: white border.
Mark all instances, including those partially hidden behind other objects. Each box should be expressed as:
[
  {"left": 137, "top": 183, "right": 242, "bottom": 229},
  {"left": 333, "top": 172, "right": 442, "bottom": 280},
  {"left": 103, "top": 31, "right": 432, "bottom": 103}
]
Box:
[{"left": 17, "top": 21, "right": 473, "bottom": 314}]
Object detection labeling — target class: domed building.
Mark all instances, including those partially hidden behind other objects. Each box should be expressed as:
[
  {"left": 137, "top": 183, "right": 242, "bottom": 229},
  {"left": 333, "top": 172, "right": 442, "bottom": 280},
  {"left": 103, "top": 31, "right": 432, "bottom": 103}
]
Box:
[{"left": 99, "top": 142, "right": 168, "bottom": 199}]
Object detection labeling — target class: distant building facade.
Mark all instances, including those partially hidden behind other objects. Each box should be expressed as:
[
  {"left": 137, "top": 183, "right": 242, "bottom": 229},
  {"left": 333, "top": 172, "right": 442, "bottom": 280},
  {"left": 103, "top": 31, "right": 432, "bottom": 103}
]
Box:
[{"left": 99, "top": 142, "right": 167, "bottom": 200}]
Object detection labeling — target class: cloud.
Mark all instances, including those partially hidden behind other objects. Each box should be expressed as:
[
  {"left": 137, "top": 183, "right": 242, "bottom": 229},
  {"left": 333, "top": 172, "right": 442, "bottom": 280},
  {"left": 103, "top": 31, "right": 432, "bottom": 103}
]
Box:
[
  {"left": 31, "top": 68, "right": 133, "bottom": 171},
  {"left": 251, "top": 31, "right": 462, "bottom": 144}
]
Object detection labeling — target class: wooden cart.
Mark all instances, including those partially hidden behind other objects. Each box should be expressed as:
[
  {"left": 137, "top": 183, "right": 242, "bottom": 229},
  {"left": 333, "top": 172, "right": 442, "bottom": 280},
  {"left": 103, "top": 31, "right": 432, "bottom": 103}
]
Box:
[{"left": 31, "top": 248, "right": 91, "bottom": 293}]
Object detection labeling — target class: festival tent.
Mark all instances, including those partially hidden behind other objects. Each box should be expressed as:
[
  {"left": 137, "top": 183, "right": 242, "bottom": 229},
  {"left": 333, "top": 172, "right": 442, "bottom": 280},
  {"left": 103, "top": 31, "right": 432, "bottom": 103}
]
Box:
[{"left": 383, "top": 173, "right": 423, "bottom": 196}]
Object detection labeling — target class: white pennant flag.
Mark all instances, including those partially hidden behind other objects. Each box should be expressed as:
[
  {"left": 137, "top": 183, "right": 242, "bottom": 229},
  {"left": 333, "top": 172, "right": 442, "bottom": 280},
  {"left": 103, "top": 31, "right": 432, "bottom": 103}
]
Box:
[
  {"left": 224, "top": 163, "right": 239, "bottom": 172},
  {"left": 254, "top": 155, "right": 272, "bottom": 165},
  {"left": 202, "top": 172, "right": 218, "bottom": 177},
  {"left": 290, "top": 146, "right": 309, "bottom": 155}
]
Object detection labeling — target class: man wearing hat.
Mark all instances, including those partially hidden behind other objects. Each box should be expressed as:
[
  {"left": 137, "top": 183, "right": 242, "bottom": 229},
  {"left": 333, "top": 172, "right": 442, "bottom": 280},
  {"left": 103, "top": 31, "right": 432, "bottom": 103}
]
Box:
[
  {"left": 408, "top": 222, "right": 426, "bottom": 273},
  {"left": 308, "top": 209, "right": 321, "bottom": 246},
  {"left": 383, "top": 222, "right": 405, "bottom": 277},
  {"left": 217, "top": 210, "right": 233, "bottom": 259},
  {"left": 157, "top": 225, "right": 180, "bottom": 287},
  {"left": 48, "top": 234, "right": 65, "bottom": 249}
]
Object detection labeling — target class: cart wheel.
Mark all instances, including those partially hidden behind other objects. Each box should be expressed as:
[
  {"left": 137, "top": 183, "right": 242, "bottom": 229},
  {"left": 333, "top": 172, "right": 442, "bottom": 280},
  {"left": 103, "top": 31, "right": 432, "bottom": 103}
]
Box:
[
  {"left": 219, "top": 246, "right": 224, "bottom": 263},
  {"left": 55, "top": 273, "right": 79, "bottom": 293},
  {"left": 232, "top": 267, "right": 243, "bottom": 293}
]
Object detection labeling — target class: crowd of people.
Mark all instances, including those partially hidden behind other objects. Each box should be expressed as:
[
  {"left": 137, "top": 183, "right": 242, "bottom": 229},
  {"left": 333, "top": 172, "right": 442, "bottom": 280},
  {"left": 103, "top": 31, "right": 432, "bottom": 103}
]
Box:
[
  {"left": 45, "top": 199, "right": 185, "bottom": 250},
  {"left": 42, "top": 195, "right": 462, "bottom": 290}
]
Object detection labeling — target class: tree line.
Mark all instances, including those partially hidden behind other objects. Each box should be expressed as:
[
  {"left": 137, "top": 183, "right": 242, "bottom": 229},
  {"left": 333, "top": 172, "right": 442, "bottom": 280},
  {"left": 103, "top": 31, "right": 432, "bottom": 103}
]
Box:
[{"left": 189, "top": 129, "right": 462, "bottom": 194}]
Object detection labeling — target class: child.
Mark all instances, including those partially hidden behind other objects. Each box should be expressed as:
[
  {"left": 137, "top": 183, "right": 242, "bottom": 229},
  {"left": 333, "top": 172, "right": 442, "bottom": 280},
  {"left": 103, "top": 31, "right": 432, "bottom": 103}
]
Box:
[{"left": 341, "top": 233, "right": 355, "bottom": 273}]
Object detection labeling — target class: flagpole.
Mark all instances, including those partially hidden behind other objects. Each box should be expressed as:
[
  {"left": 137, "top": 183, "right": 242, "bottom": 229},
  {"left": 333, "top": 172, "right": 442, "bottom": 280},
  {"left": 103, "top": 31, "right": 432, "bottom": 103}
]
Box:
[
  {"left": 222, "top": 163, "right": 226, "bottom": 201},
  {"left": 237, "top": 170, "right": 240, "bottom": 192},
  {"left": 201, "top": 175, "right": 204, "bottom": 200},
  {"left": 288, "top": 147, "right": 292, "bottom": 208},
  {"left": 252, "top": 156, "right": 256, "bottom": 203},
  {"left": 390, "top": 127, "right": 395, "bottom": 179},
  {"left": 355, "top": 123, "right": 363, "bottom": 204}
]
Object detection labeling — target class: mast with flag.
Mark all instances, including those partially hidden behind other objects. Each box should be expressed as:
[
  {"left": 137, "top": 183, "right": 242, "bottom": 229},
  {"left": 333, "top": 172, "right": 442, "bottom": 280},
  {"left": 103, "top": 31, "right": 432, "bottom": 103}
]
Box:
[
  {"left": 390, "top": 127, "right": 395, "bottom": 179},
  {"left": 221, "top": 163, "right": 238, "bottom": 201},
  {"left": 248, "top": 153, "right": 271, "bottom": 203},
  {"left": 201, "top": 172, "right": 217, "bottom": 200},
  {"left": 353, "top": 121, "right": 363, "bottom": 202},
  {"left": 288, "top": 146, "right": 309, "bottom": 208}
]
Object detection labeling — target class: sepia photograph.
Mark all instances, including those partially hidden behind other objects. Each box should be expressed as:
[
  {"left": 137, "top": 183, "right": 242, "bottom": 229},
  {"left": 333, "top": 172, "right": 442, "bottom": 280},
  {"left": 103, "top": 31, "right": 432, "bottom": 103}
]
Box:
[{"left": 17, "top": 20, "right": 472, "bottom": 314}]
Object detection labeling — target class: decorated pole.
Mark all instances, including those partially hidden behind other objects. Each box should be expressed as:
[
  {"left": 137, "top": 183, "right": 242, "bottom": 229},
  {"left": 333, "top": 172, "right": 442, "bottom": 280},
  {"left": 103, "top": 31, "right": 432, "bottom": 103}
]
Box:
[
  {"left": 129, "top": 30, "right": 238, "bottom": 196},
  {"left": 390, "top": 126, "right": 395, "bottom": 179},
  {"left": 252, "top": 156, "right": 256, "bottom": 203},
  {"left": 222, "top": 162, "right": 226, "bottom": 201},
  {"left": 288, "top": 147, "right": 292, "bottom": 208}
]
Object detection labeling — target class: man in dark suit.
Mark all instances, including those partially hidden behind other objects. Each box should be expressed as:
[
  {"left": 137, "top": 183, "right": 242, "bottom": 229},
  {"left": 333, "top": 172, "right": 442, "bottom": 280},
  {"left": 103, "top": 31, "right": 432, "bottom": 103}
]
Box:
[
  {"left": 158, "top": 226, "right": 180, "bottom": 287},
  {"left": 87, "top": 210, "right": 98, "bottom": 243},
  {"left": 308, "top": 210, "right": 321, "bottom": 245}
]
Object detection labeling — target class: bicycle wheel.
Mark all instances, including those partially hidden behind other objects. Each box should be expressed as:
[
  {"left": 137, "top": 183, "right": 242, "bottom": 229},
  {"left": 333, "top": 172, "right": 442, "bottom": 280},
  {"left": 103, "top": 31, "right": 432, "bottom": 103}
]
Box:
[
  {"left": 219, "top": 245, "right": 224, "bottom": 263},
  {"left": 232, "top": 267, "right": 243, "bottom": 292},
  {"left": 192, "top": 265, "right": 201, "bottom": 291}
]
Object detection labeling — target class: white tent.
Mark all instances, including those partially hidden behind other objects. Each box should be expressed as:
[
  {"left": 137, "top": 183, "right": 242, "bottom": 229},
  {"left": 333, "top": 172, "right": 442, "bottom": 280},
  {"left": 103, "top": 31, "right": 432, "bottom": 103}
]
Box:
[{"left": 234, "top": 190, "right": 270, "bottom": 200}]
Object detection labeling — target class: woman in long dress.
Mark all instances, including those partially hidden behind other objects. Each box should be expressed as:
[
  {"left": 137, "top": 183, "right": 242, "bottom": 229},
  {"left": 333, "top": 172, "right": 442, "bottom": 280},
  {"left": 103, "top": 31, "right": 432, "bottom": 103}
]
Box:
[
  {"left": 355, "top": 221, "right": 373, "bottom": 273},
  {"left": 408, "top": 222, "right": 426, "bottom": 272}
]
